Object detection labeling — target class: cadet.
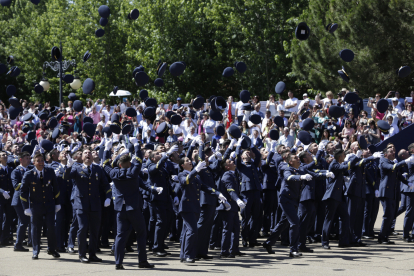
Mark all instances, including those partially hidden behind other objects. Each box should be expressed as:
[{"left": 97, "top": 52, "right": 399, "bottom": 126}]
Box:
[{"left": 0, "top": 150, "right": 13, "bottom": 246}]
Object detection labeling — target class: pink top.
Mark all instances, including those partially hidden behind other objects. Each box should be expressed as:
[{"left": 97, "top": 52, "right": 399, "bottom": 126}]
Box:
[
  {"left": 342, "top": 127, "right": 355, "bottom": 138},
  {"left": 376, "top": 112, "right": 385, "bottom": 120},
  {"left": 88, "top": 112, "right": 100, "bottom": 124}
]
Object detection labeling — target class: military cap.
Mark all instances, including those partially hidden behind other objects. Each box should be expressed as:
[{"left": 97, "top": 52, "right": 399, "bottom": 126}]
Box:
[
  {"left": 122, "top": 124, "right": 132, "bottom": 135},
  {"left": 98, "top": 5, "right": 110, "bottom": 18},
  {"left": 23, "top": 113, "right": 34, "bottom": 121},
  {"left": 33, "top": 83, "right": 43, "bottom": 94},
  {"left": 125, "top": 107, "right": 137, "bottom": 118},
  {"left": 326, "top": 23, "right": 338, "bottom": 33},
  {"left": 170, "top": 114, "right": 183, "bottom": 125},
  {"left": 240, "top": 134, "right": 251, "bottom": 149},
  {"left": 228, "top": 124, "right": 242, "bottom": 139},
  {"left": 0, "top": 63, "right": 7, "bottom": 74},
  {"left": 1, "top": 0, "right": 12, "bottom": 6},
  {"left": 213, "top": 96, "right": 226, "bottom": 111},
  {"left": 128, "top": 8, "right": 140, "bottom": 20},
  {"left": 222, "top": 67, "right": 234, "bottom": 77},
  {"left": 83, "top": 117, "right": 93, "bottom": 124},
  {"left": 111, "top": 113, "right": 120, "bottom": 123},
  {"left": 83, "top": 50, "right": 91, "bottom": 62},
  {"left": 154, "top": 78, "right": 164, "bottom": 87},
  {"left": 377, "top": 120, "right": 390, "bottom": 134},
  {"left": 343, "top": 92, "right": 358, "bottom": 104},
  {"left": 158, "top": 62, "right": 167, "bottom": 77},
  {"left": 134, "top": 71, "right": 149, "bottom": 86},
  {"left": 68, "top": 93, "right": 77, "bottom": 101},
  {"left": 295, "top": 22, "right": 310, "bottom": 40},
  {"left": 30, "top": 139, "right": 38, "bottom": 147},
  {"left": 73, "top": 100, "right": 83, "bottom": 112},
  {"left": 298, "top": 130, "right": 312, "bottom": 145},
  {"left": 302, "top": 118, "right": 315, "bottom": 131},
  {"left": 216, "top": 124, "right": 225, "bottom": 136},
  {"left": 240, "top": 103, "right": 253, "bottom": 111},
  {"left": 275, "top": 81, "right": 286, "bottom": 94},
  {"left": 209, "top": 109, "right": 223, "bottom": 121},
  {"left": 99, "top": 17, "right": 108, "bottom": 26},
  {"left": 132, "top": 66, "right": 142, "bottom": 78},
  {"left": 240, "top": 90, "right": 250, "bottom": 103},
  {"left": 143, "top": 106, "right": 156, "bottom": 118},
  {"left": 51, "top": 46, "right": 61, "bottom": 61},
  {"left": 21, "top": 145, "right": 34, "bottom": 155},
  {"left": 48, "top": 117, "right": 58, "bottom": 129},
  {"left": 156, "top": 122, "right": 169, "bottom": 137},
  {"left": 193, "top": 97, "right": 205, "bottom": 109},
  {"left": 169, "top": 62, "right": 186, "bottom": 77},
  {"left": 145, "top": 97, "right": 157, "bottom": 108},
  {"left": 38, "top": 110, "right": 49, "bottom": 120},
  {"left": 376, "top": 99, "right": 388, "bottom": 113},
  {"left": 63, "top": 74, "right": 74, "bottom": 84},
  {"left": 52, "top": 127, "right": 61, "bottom": 139},
  {"left": 328, "top": 105, "right": 345, "bottom": 118},
  {"left": 9, "top": 97, "right": 20, "bottom": 108},
  {"left": 102, "top": 126, "right": 112, "bottom": 138},
  {"left": 357, "top": 135, "right": 367, "bottom": 150},
  {"left": 145, "top": 143, "right": 155, "bottom": 150},
  {"left": 300, "top": 110, "right": 310, "bottom": 120},
  {"left": 109, "top": 121, "right": 121, "bottom": 135},
  {"left": 269, "top": 129, "right": 279, "bottom": 140},
  {"left": 8, "top": 106, "right": 20, "bottom": 120},
  {"left": 249, "top": 114, "right": 262, "bottom": 125},
  {"left": 397, "top": 66, "right": 411, "bottom": 78},
  {"left": 40, "top": 140, "right": 54, "bottom": 152},
  {"left": 338, "top": 66, "right": 349, "bottom": 82},
  {"left": 6, "top": 85, "right": 16, "bottom": 97},
  {"left": 22, "top": 124, "right": 30, "bottom": 133},
  {"left": 235, "top": 61, "right": 247, "bottom": 73},
  {"left": 95, "top": 28, "right": 105, "bottom": 37},
  {"left": 83, "top": 122, "right": 96, "bottom": 137},
  {"left": 368, "top": 144, "right": 376, "bottom": 154},
  {"left": 165, "top": 111, "right": 175, "bottom": 120},
  {"left": 273, "top": 116, "right": 285, "bottom": 128},
  {"left": 339, "top": 49, "right": 354, "bottom": 62},
  {"left": 61, "top": 121, "right": 70, "bottom": 128},
  {"left": 26, "top": 131, "right": 36, "bottom": 142},
  {"left": 82, "top": 78, "right": 95, "bottom": 94},
  {"left": 7, "top": 66, "right": 20, "bottom": 77},
  {"left": 139, "top": 89, "right": 148, "bottom": 100}
]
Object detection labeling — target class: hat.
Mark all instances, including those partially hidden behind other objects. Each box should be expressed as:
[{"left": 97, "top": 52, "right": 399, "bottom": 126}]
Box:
[
  {"left": 209, "top": 109, "right": 223, "bottom": 121},
  {"left": 156, "top": 122, "right": 169, "bottom": 137},
  {"left": 21, "top": 144, "right": 33, "bottom": 155},
  {"left": 134, "top": 71, "right": 149, "bottom": 86},
  {"left": 110, "top": 121, "right": 121, "bottom": 135},
  {"left": 1, "top": 0, "right": 11, "bottom": 6},
  {"left": 303, "top": 93, "right": 308, "bottom": 97},
  {"left": 240, "top": 134, "right": 251, "bottom": 149},
  {"left": 26, "top": 131, "right": 36, "bottom": 142},
  {"left": 125, "top": 107, "right": 137, "bottom": 117},
  {"left": 144, "top": 143, "right": 155, "bottom": 150},
  {"left": 177, "top": 97, "right": 182, "bottom": 101},
  {"left": 339, "top": 49, "right": 354, "bottom": 62},
  {"left": 40, "top": 140, "right": 54, "bottom": 152},
  {"left": 52, "top": 127, "right": 61, "bottom": 139},
  {"left": 326, "top": 23, "right": 338, "bottom": 33},
  {"left": 298, "top": 130, "right": 312, "bottom": 145},
  {"left": 273, "top": 116, "right": 284, "bottom": 128},
  {"left": 376, "top": 99, "right": 388, "bottom": 113},
  {"left": 377, "top": 120, "right": 390, "bottom": 134},
  {"left": 63, "top": 74, "right": 74, "bottom": 84},
  {"left": 68, "top": 92, "right": 77, "bottom": 101},
  {"left": 222, "top": 67, "right": 234, "bottom": 77},
  {"left": 30, "top": 139, "right": 38, "bottom": 147},
  {"left": 338, "top": 66, "right": 350, "bottom": 82},
  {"left": 128, "top": 8, "right": 139, "bottom": 20},
  {"left": 193, "top": 97, "right": 205, "bottom": 109},
  {"left": 83, "top": 122, "right": 96, "bottom": 137},
  {"left": 343, "top": 92, "right": 358, "bottom": 104},
  {"left": 102, "top": 126, "right": 112, "bottom": 137},
  {"left": 295, "top": 22, "right": 310, "bottom": 40},
  {"left": 300, "top": 110, "right": 310, "bottom": 120},
  {"left": 7, "top": 66, "right": 20, "bottom": 77},
  {"left": 302, "top": 118, "right": 315, "bottom": 131},
  {"left": 397, "top": 66, "right": 411, "bottom": 78},
  {"left": 235, "top": 61, "right": 247, "bottom": 73},
  {"left": 9, "top": 97, "right": 20, "bottom": 108},
  {"left": 170, "top": 114, "right": 182, "bottom": 125},
  {"left": 48, "top": 117, "right": 58, "bottom": 129},
  {"left": 23, "top": 113, "right": 34, "bottom": 121},
  {"left": 6, "top": 85, "right": 16, "bottom": 97},
  {"left": 83, "top": 117, "right": 93, "bottom": 124},
  {"left": 122, "top": 124, "right": 132, "bottom": 135},
  {"left": 228, "top": 124, "right": 242, "bottom": 139},
  {"left": 357, "top": 135, "right": 368, "bottom": 150},
  {"left": 95, "top": 28, "right": 105, "bottom": 37},
  {"left": 22, "top": 124, "right": 30, "bottom": 133},
  {"left": 249, "top": 114, "right": 262, "bottom": 125},
  {"left": 368, "top": 144, "right": 376, "bottom": 154},
  {"left": 98, "top": 5, "right": 110, "bottom": 18},
  {"left": 8, "top": 106, "right": 20, "bottom": 120},
  {"left": 275, "top": 81, "right": 286, "bottom": 94},
  {"left": 269, "top": 129, "right": 279, "bottom": 140},
  {"left": 154, "top": 78, "right": 164, "bottom": 87},
  {"left": 169, "top": 62, "right": 186, "bottom": 77},
  {"left": 328, "top": 105, "right": 345, "bottom": 118},
  {"left": 391, "top": 97, "right": 398, "bottom": 102},
  {"left": 145, "top": 98, "right": 157, "bottom": 108},
  {"left": 240, "top": 103, "right": 253, "bottom": 111},
  {"left": 139, "top": 89, "right": 148, "bottom": 100},
  {"left": 143, "top": 106, "right": 156, "bottom": 118},
  {"left": 165, "top": 111, "right": 175, "bottom": 120},
  {"left": 61, "top": 121, "right": 70, "bottom": 128},
  {"left": 56, "top": 113, "right": 64, "bottom": 121},
  {"left": 213, "top": 96, "right": 226, "bottom": 111},
  {"left": 240, "top": 90, "right": 250, "bottom": 103},
  {"left": 38, "top": 110, "right": 49, "bottom": 120},
  {"left": 51, "top": 46, "right": 61, "bottom": 61},
  {"left": 83, "top": 50, "right": 91, "bottom": 62},
  {"left": 216, "top": 124, "right": 225, "bottom": 136},
  {"left": 132, "top": 66, "right": 143, "bottom": 78},
  {"left": 111, "top": 113, "right": 120, "bottom": 123},
  {"left": 157, "top": 62, "right": 167, "bottom": 77},
  {"left": 82, "top": 78, "right": 95, "bottom": 94},
  {"left": 73, "top": 100, "right": 83, "bottom": 112}
]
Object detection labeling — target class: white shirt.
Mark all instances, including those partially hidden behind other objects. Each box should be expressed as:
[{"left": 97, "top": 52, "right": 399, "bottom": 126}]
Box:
[
  {"left": 235, "top": 101, "right": 244, "bottom": 116},
  {"left": 322, "top": 98, "right": 338, "bottom": 107},
  {"left": 35, "top": 167, "right": 44, "bottom": 176},
  {"left": 173, "top": 125, "right": 183, "bottom": 135},
  {"left": 285, "top": 97, "right": 298, "bottom": 113},
  {"left": 297, "top": 99, "right": 309, "bottom": 111},
  {"left": 266, "top": 101, "right": 277, "bottom": 117},
  {"left": 101, "top": 109, "right": 112, "bottom": 124},
  {"left": 226, "top": 102, "right": 237, "bottom": 116},
  {"left": 203, "top": 119, "right": 216, "bottom": 134}
]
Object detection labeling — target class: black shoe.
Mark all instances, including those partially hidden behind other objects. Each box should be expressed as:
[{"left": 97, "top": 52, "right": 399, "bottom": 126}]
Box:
[
  {"left": 197, "top": 254, "right": 213, "bottom": 259},
  {"left": 138, "top": 261, "right": 155, "bottom": 268},
  {"left": 163, "top": 245, "right": 169, "bottom": 249},
  {"left": 299, "top": 247, "right": 314, "bottom": 253},
  {"left": 356, "top": 242, "right": 367, "bottom": 247},
  {"left": 220, "top": 254, "right": 235, "bottom": 259},
  {"left": 322, "top": 245, "right": 330, "bottom": 250},
  {"left": 377, "top": 240, "right": 395, "bottom": 245},
  {"left": 0, "top": 240, "right": 12, "bottom": 246},
  {"left": 362, "top": 235, "right": 375, "bottom": 239},
  {"left": 182, "top": 258, "right": 195, "bottom": 264},
  {"left": 338, "top": 244, "right": 350, "bottom": 248},
  {"left": 232, "top": 251, "right": 246, "bottom": 256},
  {"left": 313, "top": 236, "right": 321, "bottom": 243},
  {"left": 404, "top": 237, "right": 413, "bottom": 242},
  {"left": 89, "top": 255, "right": 102, "bottom": 262},
  {"left": 110, "top": 249, "right": 114, "bottom": 256},
  {"left": 262, "top": 243, "right": 275, "bottom": 254},
  {"left": 56, "top": 248, "right": 66, "bottom": 253},
  {"left": 14, "top": 246, "right": 29, "bottom": 252},
  {"left": 249, "top": 242, "right": 262, "bottom": 247},
  {"left": 47, "top": 250, "right": 60, "bottom": 258},
  {"left": 125, "top": 246, "right": 134, "bottom": 252},
  {"left": 148, "top": 245, "right": 153, "bottom": 251},
  {"left": 115, "top": 264, "right": 125, "bottom": 270},
  {"left": 289, "top": 251, "right": 301, "bottom": 257},
  {"left": 280, "top": 241, "right": 290, "bottom": 246},
  {"left": 66, "top": 247, "right": 76, "bottom": 254},
  {"left": 79, "top": 256, "right": 89, "bottom": 263},
  {"left": 153, "top": 251, "right": 167, "bottom": 257},
  {"left": 32, "top": 254, "right": 39, "bottom": 260}
]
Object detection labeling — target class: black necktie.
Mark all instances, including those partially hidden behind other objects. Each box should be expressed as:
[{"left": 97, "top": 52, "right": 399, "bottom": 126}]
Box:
[
  {"left": 88, "top": 166, "right": 91, "bottom": 175},
  {"left": 40, "top": 172, "right": 43, "bottom": 184}
]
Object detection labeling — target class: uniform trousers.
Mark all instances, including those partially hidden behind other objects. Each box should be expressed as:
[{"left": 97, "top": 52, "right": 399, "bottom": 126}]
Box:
[
  {"left": 220, "top": 210, "right": 240, "bottom": 255},
  {"left": 347, "top": 195, "right": 364, "bottom": 243},
  {"left": 31, "top": 208, "right": 57, "bottom": 255},
  {"left": 209, "top": 211, "right": 222, "bottom": 248},
  {"left": 321, "top": 198, "right": 350, "bottom": 246},
  {"left": 76, "top": 209, "right": 101, "bottom": 257},
  {"left": 241, "top": 190, "right": 261, "bottom": 244},
  {"left": 150, "top": 202, "right": 168, "bottom": 252},
  {"left": 196, "top": 204, "right": 216, "bottom": 256},
  {"left": 114, "top": 205, "right": 147, "bottom": 265},
  {"left": 67, "top": 206, "right": 78, "bottom": 249},
  {"left": 378, "top": 198, "right": 396, "bottom": 241},
  {"left": 0, "top": 201, "right": 12, "bottom": 243},
  {"left": 180, "top": 212, "right": 200, "bottom": 259},
  {"left": 55, "top": 203, "right": 72, "bottom": 249},
  {"left": 401, "top": 193, "right": 414, "bottom": 238},
  {"left": 298, "top": 199, "right": 316, "bottom": 248},
  {"left": 262, "top": 190, "right": 278, "bottom": 233},
  {"left": 13, "top": 203, "right": 31, "bottom": 248},
  {"left": 362, "top": 193, "right": 379, "bottom": 237}
]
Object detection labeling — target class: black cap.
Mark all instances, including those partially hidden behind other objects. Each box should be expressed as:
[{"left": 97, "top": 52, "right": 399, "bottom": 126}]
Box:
[
  {"left": 295, "top": 22, "right": 310, "bottom": 40},
  {"left": 82, "top": 78, "right": 95, "bottom": 94},
  {"left": 240, "top": 90, "right": 250, "bottom": 103},
  {"left": 125, "top": 107, "right": 137, "bottom": 117},
  {"left": 275, "top": 81, "right": 286, "bottom": 94},
  {"left": 302, "top": 118, "right": 315, "bottom": 131},
  {"left": 298, "top": 130, "right": 312, "bottom": 145},
  {"left": 339, "top": 49, "right": 354, "bottom": 62},
  {"left": 6, "top": 85, "right": 16, "bottom": 97},
  {"left": 269, "top": 129, "right": 279, "bottom": 140},
  {"left": 169, "top": 62, "right": 186, "bottom": 77},
  {"left": 98, "top": 5, "right": 110, "bottom": 18},
  {"left": 235, "top": 61, "right": 247, "bottom": 73},
  {"left": 193, "top": 97, "right": 205, "bottom": 109},
  {"left": 73, "top": 100, "right": 83, "bottom": 112},
  {"left": 222, "top": 67, "right": 234, "bottom": 77}
]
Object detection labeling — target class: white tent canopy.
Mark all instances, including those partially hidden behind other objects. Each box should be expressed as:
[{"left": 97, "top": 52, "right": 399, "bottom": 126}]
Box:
[{"left": 109, "top": 90, "right": 131, "bottom": 96}]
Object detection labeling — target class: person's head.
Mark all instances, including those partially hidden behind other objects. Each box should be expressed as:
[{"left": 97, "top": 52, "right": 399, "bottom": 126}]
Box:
[
  {"left": 11, "top": 144, "right": 20, "bottom": 155},
  {"left": 119, "top": 154, "right": 132, "bottom": 169},
  {"left": 392, "top": 98, "right": 399, "bottom": 107},
  {"left": 269, "top": 94, "right": 275, "bottom": 102},
  {"left": 406, "top": 103, "right": 412, "bottom": 111},
  {"left": 288, "top": 91, "right": 293, "bottom": 99},
  {"left": 228, "top": 96, "right": 233, "bottom": 103},
  {"left": 387, "top": 115, "right": 393, "bottom": 125},
  {"left": 58, "top": 150, "right": 68, "bottom": 163},
  {"left": 325, "top": 142, "right": 335, "bottom": 154},
  {"left": 383, "top": 143, "right": 396, "bottom": 160},
  {"left": 253, "top": 129, "right": 259, "bottom": 138},
  {"left": 92, "top": 106, "right": 96, "bottom": 113},
  {"left": 168, "top": 129, "right": 174, "bottom": 136},
  {"left": 298, "top": 151, "right": 312, "bottom": 164},
  {"left": 360, "top": 110, "right": 368, "bottom": 117},
  {"left": 408, "top": 142, "right": 414, "bottom": 155},
  {"left": 345, "top": 120, "right": 352, "bottom": 129},
  {"left": 286, "top": 153, "right": 300, "bottom": 168},
  {"left": 253, "top": 96, "right": 259, "bottom": 103},
  {"left": 255, "top": 105, "right": 260, "bottom": 112},
  {"left": 334, "top": 148, "right": 345, "bottom": 163},
  {"left": 279, "top": 110, "right": 285, "bottom": 117},
  {"left": 19, "top": 152, "right": 31, "bottom": 167},
  {"left": 276, "top": 144, "right": 286, "bottom": 154},
  {"left": 50, "top": 149, "right": 59, "bottom": 161},
  {"left": 369, "top": 120, "right": 376, "bottom": 129},
  {"left": 179, "top": 157, "right": 193, "bottom": 171},
  {"left": 33, "top": 153, "right": 45, "bottom": 171},
  {"left": 398, "top": 149, "right": 410, "bottom": 160},
  {"left": 283, "top": 127, "right": 289, "bottom": 136},
  {"left": 221, "top": 158, "right": 236, "bottom": 171},
  {"left": 395, "top": 91, "right": 401, "bottom": 98},
  {"left": 0, "top": 151, "right": 7, "bottom": 165},
  {"left": 241, "top": 149, "right": 252, "bottom": 163},
  {"left": 302, "top": 93, "right": 308, "bottom": 100},
  {"left": 308, "top": 142, "right": 318, "bottom": 155},
  {"left": 177, "top": 98, "right": 182, "bottom": 104},
  {"left": 242, "top": 121, "right": 248, "bottom": 128},
  {"left": 149, "top": 151, "right": 162, "bottom": 163},
  {"left": 101, "top": 115, "right": 106, "bottom": 122},
  {"left": 323, "top": 129, "right": 329, "bottom": 139},
  {"left": 82, "top": 148, "right": 93, "bottom": 165},
  {"left": 326, "top": 91, "right": 334, "bottom": 100},
  {"left": 265, "top": 110, "right": 271, "bottom": 118}
]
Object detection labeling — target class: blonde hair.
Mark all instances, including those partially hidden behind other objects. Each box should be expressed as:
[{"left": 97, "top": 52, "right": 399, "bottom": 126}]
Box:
[{"left": 326, "top": 91, "right": 333, "bottom": 99}]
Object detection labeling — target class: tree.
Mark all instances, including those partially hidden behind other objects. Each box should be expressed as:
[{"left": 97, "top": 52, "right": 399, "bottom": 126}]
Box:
[{"left": 289, "top": 0, "right": 414, "bottom": 98}]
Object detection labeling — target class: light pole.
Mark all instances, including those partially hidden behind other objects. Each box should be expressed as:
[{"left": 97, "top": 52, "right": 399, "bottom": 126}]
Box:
[{"left": 43, "top": 42, "right": 76, "bottom": 105}]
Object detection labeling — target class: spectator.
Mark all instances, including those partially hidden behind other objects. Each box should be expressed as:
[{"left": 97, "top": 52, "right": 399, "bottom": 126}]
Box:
[
  {"left": 252, "top": 96, "right": 261, "bottom": 110},
  {"left": 266, "top": 94, "right": 277, "bottom": 117},
  {"left": 284, "top": 91, "right": 298, "bottom": 113},
  {"left": 88, "top": 106, "right": 100, "bottom": 126},
  {"left": 172, "top": 98, "right": 183, "bottom": 110},
  {"left": 278, "top": 127, "right": 294, "bottom": 148},
  {"left": 401, "top": 103, "right": 413, "bottom": 126},
  {"left": 166, "top": 129, "right": 177, "bottom": 143},
  {"left": 277, "top": 97, "right": 286, "bottom": 114},
  {"left": 166, "top": 102, "right": 173, "bottom": 112},
  {"left": 297, "top": 93, "right": 310, "bottom": 111},
  {"left": 322, "top": 91, "right": 337, "bottom": 108},
  {"left": 241, "top": 120, "right": 250, "bottom": 135},
  {"left": 341, "top": 119, "right": 355, "bottom": 139},
  {"left": 261, "top": 110, "right": 273, "bottom": 133},
  {"left": 365, "top": 120, "right": 380, "bottom": 144},
  {"left": 313, "top": 94, "right": 324, "bottom": 109},
  {"left": 321, "top": 129, "right": 330, "bottom": 142},
  {"left": 156, "top": 102, "right": 166, "bottom": 120},
  {"left": 279, "top": 110, "right": 289, "bottom": 127},
  {"left": 97, "top": 115, "right": 106, "bottom": 129},
  {"left": 235, "top": 98, "right": 245, "bottom": 126},
  {"left": 250, "top": 129, "right": 262, "bottom": 148},
  {"left": 391, "top": 98, "right": 403, "bottom": 114},
  {"left": 262, "top": 118, "right": 275, "bottom": 139},
  {"left": 251, "top": 104, "right": 265, "bottom": 119}
]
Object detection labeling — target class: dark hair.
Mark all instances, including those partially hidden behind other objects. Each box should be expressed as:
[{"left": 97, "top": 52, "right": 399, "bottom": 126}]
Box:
[
  {"left": 220, "top": 159, "right": 229, "bottom": 171},
  {"left": 298, "top": 151, "right": 307, "bottom": 163},
  {"left": 19, "top": 152, "right": 31, "bottom": 159},
  {"left": 178, "top": 157, "right": 186, "bottom": 172},
  {"left": 333, "top": 149, "right": 344, "bottom": 160},
  {"left": 285, "top": 153, "right": 295, "bottom": 164},
  {"left": 119, "top": 154, "right": 131, "bottom": 166},
  {"left": 33, "top": 153, "right": 44, "bottom": 161}
]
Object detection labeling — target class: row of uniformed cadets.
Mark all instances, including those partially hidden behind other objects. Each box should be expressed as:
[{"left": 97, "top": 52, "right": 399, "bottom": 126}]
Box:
[{"left": 3, "top": 132, "right": 414, "bottom": 269}]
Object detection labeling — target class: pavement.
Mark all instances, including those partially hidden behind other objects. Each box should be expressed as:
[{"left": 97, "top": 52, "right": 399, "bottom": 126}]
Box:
[{"left": 1, "top": 207, "right": 414, "bottom": 276}]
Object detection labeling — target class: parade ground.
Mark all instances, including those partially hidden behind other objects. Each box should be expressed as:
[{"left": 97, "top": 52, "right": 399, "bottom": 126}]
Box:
[{"left": 0, "top": 207, "right": 413, "bottom": 276}]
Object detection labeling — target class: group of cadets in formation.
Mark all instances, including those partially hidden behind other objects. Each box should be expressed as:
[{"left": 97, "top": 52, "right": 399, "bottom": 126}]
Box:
[{"left": 1, "top": 129, "right": 414, "bottom": 270}]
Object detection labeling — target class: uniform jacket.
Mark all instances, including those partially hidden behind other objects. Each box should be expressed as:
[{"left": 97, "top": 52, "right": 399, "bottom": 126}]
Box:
[
  {"left": 0, "top": 165, "right": 13, "bottom": 205},
  {"left": 11, "top": 165, "right": 33, "bottom": 206},
  {"left": 345, "top": 155, "right": 374, "bottom": 198},
  {"left": 217, "top": 170, "right": 242, "bottom": 212},
  {"left": 235, "top": 146, "right": 262, "bottom": 193},
  {"left": 54, "top": 163, "right": 73, "bottom": 205},
  {"left": 147, "top": 154, "right": 176, "bottom": 204},
  {"left": 7, "top": 154, "right": 19, "bottom": 169},
  {"left": 198, "top": 143, "right": 220, "bottom": 206},
  {"left": 365, "top": 160, "right": 380, "bottom": 194},
  {"left": 379, "top": 157, "right": 408, "bottom": 199}
]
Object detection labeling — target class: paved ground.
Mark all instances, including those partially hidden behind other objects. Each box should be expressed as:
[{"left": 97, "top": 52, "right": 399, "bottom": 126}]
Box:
[{"left": 1, "top": 207, "right": 414, "bottom": 276}]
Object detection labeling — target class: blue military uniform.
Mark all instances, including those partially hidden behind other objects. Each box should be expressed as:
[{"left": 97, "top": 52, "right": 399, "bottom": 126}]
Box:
[
  {"left": 20, "top": 167, "right": 60, "bottom": 256},
  {"left": 7, "top": 154, "right": 20, "bottom": 169},
  {"left": 261, "top": 152, "right": 279, "bottom": 234},
  {"left": 401, "top": 162, "right": 414, "bottom": 239},
  {"left": 362, "top": 160, "right": 380, "bottom": 237},
  {"left": 69, "top": 163, "right": 111, "bottom": 258},
  {"left": 11, "top": 165, "right": 33, "bottom": 249},
  {"left": 0, "top": 164, "right": 13, "bottom": 244}
]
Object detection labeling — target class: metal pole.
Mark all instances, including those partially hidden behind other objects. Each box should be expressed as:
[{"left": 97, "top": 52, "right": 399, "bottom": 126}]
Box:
[{"left": 59, "top": 41, "right": 63, "bottom": 105}]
